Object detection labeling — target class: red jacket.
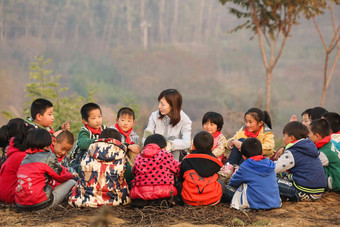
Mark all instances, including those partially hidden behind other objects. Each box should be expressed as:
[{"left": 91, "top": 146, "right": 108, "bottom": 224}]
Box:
[
  {"left": 0, "top": 138, "right": 26, "bottom": 204},
  {"left": 130, "top": 144, "right": 180, "bottom": 200},
  {"left": 180, "top": 151, "right": 223, "bottom": 206},
  {"left": 15, "top": 148, "right": 73, "bottom": 210}
]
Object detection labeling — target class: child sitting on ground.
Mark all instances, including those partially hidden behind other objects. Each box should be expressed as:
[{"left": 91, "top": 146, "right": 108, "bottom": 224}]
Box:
[
  {"left": 275, "top": 121, "right": 326, "bottom": 201},
  {"left": 25, "top": 98, "right": 70, "bottom": 137},
  {"left": 51, "top": 131, "right": 77, "bottom": 175},
  {"left": 322, "top": 112, "right": 340, "bottom": 151},
  {"left": 15, "top": 128, "right": 75, "bottom": 210},
  {"left": 0, "top": 119, "right": 35, "bottom": 204},
  {"left": 111, "top": 107, "right": 141, "bottom": 165},
  {"left": 220, "top": 107, "right": 275, "bottom": 177},
  {"left": 309, "top": 119, "right": 340, "bottom": 192},
  {"left": 225, "top": 137, "right": 281, "bottom": 210},
  {"left": 191, "top": 112, "right": 227, "bottom": 162},
  {"left": 70, "top": 102, "right": 107, "bottom": 169},
  {"left": 130, "top": 134, "right": 180, "bottom": 207},
  {"left": 179, "top": 131, "right": 223, "bottom": 206},
  {"left": 69, "top": 128, "right": 130, "bottom": 207}
]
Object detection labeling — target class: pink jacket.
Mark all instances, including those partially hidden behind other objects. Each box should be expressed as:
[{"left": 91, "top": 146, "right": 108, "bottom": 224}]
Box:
[
  {"left": 0, "top": 138, "right": 26, "bottom": 204},
  {"left": 130, "top": 144, "right": 180, "bottom": 200}
]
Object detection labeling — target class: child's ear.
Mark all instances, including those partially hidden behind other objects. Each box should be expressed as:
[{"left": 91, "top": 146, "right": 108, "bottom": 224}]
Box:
[
  {"left": 116, "top": 118, "right": 118, "bottom": 123},
  {"left": 52, "top": 138, "right": 56, "bottom": 146},
  {"left": 132, "top": 120, "right": 135, "bottom": 126},
  {"left": 82, "top": 119, "right": 88, "bottom": 125},
  {"left": 290, "top": 135, "right": 296, "bottom": 142},
  {"left": 258, "top": 121, "right": 264, "bottom": 127},
  {"left": 36, "top": 113, "right": 43, "bottom": 121}
]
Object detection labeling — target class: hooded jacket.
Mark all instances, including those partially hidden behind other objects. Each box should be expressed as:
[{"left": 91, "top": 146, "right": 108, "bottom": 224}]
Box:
[
  {"left": 0, "top": 138, "right": 26, "bottom": 204},
  {"left": 229, "top": 156, "right": 281, "bottom": 210},
  {"left": 69, "top": 138, "right": 130, "bottom": 207},
  {"left": 130, "top": 144, "right": 180, "bottom": 200},
  {"left": 180, "top": 150, "right": 223, "bottom": 206},
  {"left": 15, "top": 148, "right": 73, "bottom": 210},
  {"left": 275, "top": 139, "right": 327, "bottom": 193}
]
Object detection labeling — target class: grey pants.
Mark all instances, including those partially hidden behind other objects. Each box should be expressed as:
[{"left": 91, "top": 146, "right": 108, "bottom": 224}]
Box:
[{"left": 50, "top": 179, "right": 76, "bottom": 207}]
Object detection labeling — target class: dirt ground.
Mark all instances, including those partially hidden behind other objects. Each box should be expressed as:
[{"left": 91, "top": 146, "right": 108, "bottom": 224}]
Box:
[{"left": 0, "top": 191, "right": 339, "bottom": 227}]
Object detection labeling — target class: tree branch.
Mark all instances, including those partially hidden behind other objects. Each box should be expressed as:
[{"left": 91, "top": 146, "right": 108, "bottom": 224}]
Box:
[{"left": 312, "top": 16, "right": 328, "bottom": 51}]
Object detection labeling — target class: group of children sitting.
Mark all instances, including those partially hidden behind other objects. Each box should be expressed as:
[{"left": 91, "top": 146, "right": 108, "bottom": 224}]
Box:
[{"left": 0, "top": 98, "right": 339, "bottom": 212}]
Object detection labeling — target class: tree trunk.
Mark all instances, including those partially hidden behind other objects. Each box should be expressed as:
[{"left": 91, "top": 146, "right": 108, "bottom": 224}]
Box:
[
  {"left": 265, "top": 70, "right": 272, "bottom": 112},
  {"left": 171, "top": 0, "right": 179, "bottom": 44},
  {"left": 194, "top": 0, "right": 205, "bottom": 42},
  {"left": 158, "top": 0, "right": 165, "bottom": 44},
  {"left": 0, "top": 0, "right": 3, "bottom": 42}
]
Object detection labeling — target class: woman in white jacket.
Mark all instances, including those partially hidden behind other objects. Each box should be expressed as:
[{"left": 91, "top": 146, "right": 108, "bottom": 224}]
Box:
[{"left": 143, "top": 89, "right": 192, "bottom": 161}]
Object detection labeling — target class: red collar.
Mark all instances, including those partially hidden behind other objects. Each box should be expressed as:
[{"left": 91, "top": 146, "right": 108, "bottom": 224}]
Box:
[
  {"left": 244, "top": 125, "right": 263, "bottom": 138},
  {"left": 115, "top": 123, "right": 133, "bottom": 144},
  {"left": 212, "top": 131, "right": 221, "bottom": 138},
  {"left": 315, "top": 135, "right": 332, "bottom": 149},
  {"left": 84, "top": 124, "right": 102, "bottom": 135},
  {"left": 249, "top": 155, "right": 266, "bottom": 161}
]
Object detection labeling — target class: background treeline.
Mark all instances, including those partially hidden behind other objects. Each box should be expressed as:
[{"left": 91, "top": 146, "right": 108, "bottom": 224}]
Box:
[{"left": 0, "top": 0, "right": 339, "bottom": 147}]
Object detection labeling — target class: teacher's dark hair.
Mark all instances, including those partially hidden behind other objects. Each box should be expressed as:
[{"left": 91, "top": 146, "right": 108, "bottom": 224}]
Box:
[{"left": 158, "top": 89, "right": 182, "bottom": 127}]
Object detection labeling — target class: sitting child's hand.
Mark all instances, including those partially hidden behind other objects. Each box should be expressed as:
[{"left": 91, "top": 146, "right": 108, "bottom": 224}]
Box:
[
  {"left": 290, "top": 115, "right": 298, "bottom": 122},
  {"left": 128, "top": 144, "right": 141, "bottom": 154},
  {"left": 61, "top": 121, "right": 70, "bottom": 131},
  {"left": 232, "top": 140, "right": 242, "bottom": 151}
]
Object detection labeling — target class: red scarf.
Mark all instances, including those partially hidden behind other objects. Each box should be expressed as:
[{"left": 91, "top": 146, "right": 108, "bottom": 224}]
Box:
[
  {"left": 212, "top": 131, "right": 221, "bottom": 138},
  {"left": 315, "top": 135, "right": 332, "bottom": 149},
  {"left": 249, "top": 155, "right": 266, "bottom": 161},
  {"left": 244, "top": 125, "right": 263, "bottom": 138},
  {"left": 115, "top": 123, "right": 133, "bottom": 144},
  {"left": 84, "top": 124, "right": 102, "bottom": 135}
]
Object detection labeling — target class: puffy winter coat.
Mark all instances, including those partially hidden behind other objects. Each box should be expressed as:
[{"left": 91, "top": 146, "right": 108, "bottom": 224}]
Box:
[
  {"left": 0, "top": 138, "right": 26, "bottom": 204},
  {"left": 130, "top": 144, "right": 180, "bottom": 200},
  {"left": 15, "top": 148, "right": 73, "bottom": 210},
  {"left": 69, "top": 138, "right": 130, "bottom": 207}
]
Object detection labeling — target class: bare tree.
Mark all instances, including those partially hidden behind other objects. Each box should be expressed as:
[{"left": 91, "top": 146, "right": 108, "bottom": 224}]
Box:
[{"left": 312, "top": 2, "right": 340, "bottom": 107}]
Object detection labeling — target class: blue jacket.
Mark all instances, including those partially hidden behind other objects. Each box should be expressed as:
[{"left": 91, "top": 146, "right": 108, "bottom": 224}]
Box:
[
  {"left": 287, "top": 139, "right": 327, "bottom": 191},
  {"left": 229, "top": 157, "right": 281, "bottom": 210}
]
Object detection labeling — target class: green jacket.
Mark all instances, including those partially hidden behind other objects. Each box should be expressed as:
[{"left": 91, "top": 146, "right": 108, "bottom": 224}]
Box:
[{"left": 319, "top": 141, "right": 340, "bottom": 191}]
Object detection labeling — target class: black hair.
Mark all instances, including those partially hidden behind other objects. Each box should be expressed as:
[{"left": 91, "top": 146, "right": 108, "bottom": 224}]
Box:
[
  {"left": 144, "top": 134, "right": 167, "bottom": 149},
  {"left": 309, "top": 107, "right": 328, "bottom": 121},
  {"left": 193, "top": 131, "right": 214, "bottom": 151},
  {"left": 282, "top": 121, "right": 309, "bottom": 140},
  {"left": 56, "top": 131, "right": 74, "bottom": 145},
  {"left": 99, "top": 128, "right": 122, "bottom": 141},
  {"left": 31, "top": 98, "right": 53, "bottom": 120},
  {"left": 310, "top": 119, "right": 331, "bottom": 138},
  {"left": 80, "top": 103, "right": 102, "bottom": 121},
  {"left": 301, "top": 108, "right": 312, "bottom": 117},
  {"left": 202, "top": 112, "right": 224, "bottom": 131},
  {"left": 158, "top": 89, "right": 182, "bottom": 127},
  {"left": 23, "top": 128, "right": 52, "bottom": 150},
  {"left": 322, "top": 112, "right": 340, "bottom": 133},
  {"left": 241, "top": 137, "right": 263, "bottom": 158},
  {"left": 117, "top": 107, "right": 135, "bottom": 120},
  {"left": 245, "top": 107, "right": 272, "bottom": 129},
  {"left": 0, "top": 118, "right": 26, "bottom": 148}
]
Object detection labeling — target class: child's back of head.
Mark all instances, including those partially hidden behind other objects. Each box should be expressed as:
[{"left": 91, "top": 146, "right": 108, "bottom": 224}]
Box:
[
  {"left": 80, "top": 103, "right": 101, "bottom": 121},
  {"left": 0, "top": 118, "right": 26, "bottom": 148},
  {"left": 99, "top": 128, "right": 122, "bottom": 141},
  {"left": 202, "top": 112, "right": 224, "bottom": 131},
  {"left": 31, "top": 98, "right": 53, "bottom": 120},
  {"left": 322, "top": 112, "right": 340, "bottom": 134},
  {"left": 144, "top": 134, "right": 167, "bottom": 149},
  {"left": 241, "top": 137, "right": 262, "bottom": 158},
  {"left": 310, "top": 107, "right": 328, "bottom": 121},
  {"left": 310, "top": 119, "right": 331, "bottom": 139},
  {"left": 193, "top": 131, "right": 213, "bottom": 151},
  {"left": 24, "top": 128, "right": 52, "bottom": 150},
  {"left": 283, "top": 121, "right": 309, "bottom": 140}
]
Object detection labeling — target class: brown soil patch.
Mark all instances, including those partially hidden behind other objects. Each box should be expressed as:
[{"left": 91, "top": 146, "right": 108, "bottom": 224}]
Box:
[{"left": 1, "top": 192, "right": 339, "bottom": 226}]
